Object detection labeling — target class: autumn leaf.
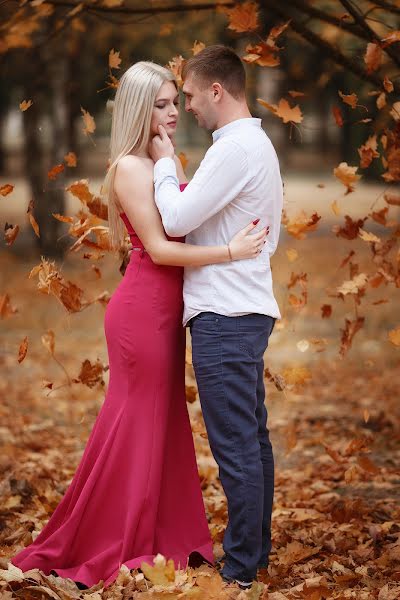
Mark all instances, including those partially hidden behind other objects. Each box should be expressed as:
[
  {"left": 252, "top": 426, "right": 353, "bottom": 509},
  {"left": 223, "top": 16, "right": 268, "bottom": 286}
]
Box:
[
  {"left": 74, "top": 358, "right": 108, "bottom": 388},
  {"left": 276, "top": 540, "right": 320, "bottom": 566},
  {"left": 332, "top": 106, "right": 343, "bottom": 127},
  {"left": 358, "top": 135, "right": 379, "bottom": 169},
  {"left": 41, "top": 329, "right": 55, "bottom": 355},
  {"left": 64, "top": 151, "right": 77, "bottom": 167},
  {"left": 243, "top": 42, "right": 280, "bottom": 67},
  {"left": 81, "top": 107, "right": 96, "bottom": 135},
  {"left": 66, "top": 179, "right": 108, "bottom": 220},
  {"left": 331, "top": 199, "right": 340, "bottom": 215},
  {"left": 52, "top": 213, "right": 74, "bottom": 223},
  {"left": 286, "top": 248, "right": 298, "bottom": 262},
  {"left": 377, "top": 92, "right": 386, "bottom": 109},
  {"left": 48, "top": 163, "right": 65, "bottom": 180},
  {"left": 178, "top": 152, "right": 188, "bottom": 170},
  {"left": 27, "top": 199, "right": 40, "bottom": 237},
  {"left": 285, "top": 211, "right": 321, "bottom": 239},
  {"left": 19, "top": 99, "right": 33, "bottom": 111},
  {"left": 0, "top": 184, "right": 14, "bottom": 196},
  {"left": 337, "top": 273, "right": 367, "bottom": 296},
  {"left": 109, "top": 48, "right": 121, "bottom": 69},
  {"left": 222, "top": 0, "right": 259, "bottom": 33},
  {"left": 388, "top": 326, "right": 400, "bottom": 346},
  {"left": 141, "top": 553, "right": 175, "bottom": 585},
  {"left": 159, "top": 23, "right": 173, "bottom": 36},
  {"left": 383, "top": 76, "right": 394, "bottom": 93},
  {"left": 18, "top": 337, "right": 28, "bottom": 363},
  {"left": 333, "top": 215, "right": 367, "bottom": 240},
  {"left": 384, "top": 192, "right": 400, "bottom": 206},
  {"left": 340, "top": 317, "right": 365, "bottom": 357},
  {"left": 282, "top": 366, "right": 312, "bottom": 387},
  {"left": 333, "top": 162, "right": 361, "bottom": 194},
  {"left": 338, "top": 90, "right": 358, "bottom": 109},
  {"left": 381, "top": 30, "right": 400, "bottom": 46},
  {"left": 359, "top": 229, "right": 381, "bottom": 243},
  {"left": 389, "top": 101, "right": 400, "bottom": 122},
  {"left": 364, "top": 42, "right": 382, "bottom": 73},
  {"left": 167, "top": 55, "right": 186, "bottom": 87},
  {"left": 102, "top": 0, "right": 124, "bottom": 6},
  {"left": 4, "top": 222, "right": 19, "bottom": 246},
  {"left": 0, "top": 293, "right": 18, "bottom": 319},
  {"left": 192, "top": 40, "right": 205, "bottom": 55},
  {"left": 258, "top": 97, "right": 303, "bottom": 124},
  {"left": 321, "top": 304, "right": 332, "bottom": 318}
]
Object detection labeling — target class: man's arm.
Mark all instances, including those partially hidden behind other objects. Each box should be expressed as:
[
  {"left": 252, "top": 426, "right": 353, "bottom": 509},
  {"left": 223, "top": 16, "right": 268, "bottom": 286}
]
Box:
[{"left": 152, "top": 135, "right": 250, "bottom": 237}]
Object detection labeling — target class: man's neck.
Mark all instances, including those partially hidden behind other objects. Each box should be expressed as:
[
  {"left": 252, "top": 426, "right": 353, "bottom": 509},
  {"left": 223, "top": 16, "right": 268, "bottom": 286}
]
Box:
[{"left": 215, "top": 107, "right": 252, "bottom": 131}]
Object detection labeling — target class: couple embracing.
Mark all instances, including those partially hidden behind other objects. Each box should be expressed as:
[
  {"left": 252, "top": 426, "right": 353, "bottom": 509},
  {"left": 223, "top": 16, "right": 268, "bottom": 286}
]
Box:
[{"left": 12, "top": 45, "right": 283, "bottom": 591}]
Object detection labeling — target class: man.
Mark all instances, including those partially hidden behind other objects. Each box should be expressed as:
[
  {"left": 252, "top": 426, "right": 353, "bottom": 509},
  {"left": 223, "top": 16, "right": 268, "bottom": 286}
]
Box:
[{"left": 149, "top": 45, "right": 283, "bottom": 590}]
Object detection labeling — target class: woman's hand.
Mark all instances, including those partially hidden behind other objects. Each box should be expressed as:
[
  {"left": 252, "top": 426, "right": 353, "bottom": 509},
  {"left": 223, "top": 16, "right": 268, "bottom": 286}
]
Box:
[{"left": 228, "top": 220, "right": 269, "bottom": 261}]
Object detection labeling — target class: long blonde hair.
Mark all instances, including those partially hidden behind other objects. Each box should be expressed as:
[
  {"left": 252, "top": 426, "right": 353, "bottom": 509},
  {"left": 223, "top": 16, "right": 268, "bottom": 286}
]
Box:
[{"left": 103, "top": 61, "right": 177, "bottom": 250}]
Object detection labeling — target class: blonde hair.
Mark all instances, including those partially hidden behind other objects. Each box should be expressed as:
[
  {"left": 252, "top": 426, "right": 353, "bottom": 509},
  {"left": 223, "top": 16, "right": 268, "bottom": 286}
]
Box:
[{"left": 103, "top": 61, "right": 176, "bottom": 250}]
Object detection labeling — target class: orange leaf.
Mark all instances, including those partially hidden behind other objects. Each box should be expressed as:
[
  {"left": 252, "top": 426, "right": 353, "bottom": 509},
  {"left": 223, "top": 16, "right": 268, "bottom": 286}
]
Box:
[
  {"left": 223, "top": 1, "right": 259, "bottom": 33},
  {"left": 167, "top": 55, "right": 186, "bottom": 87},
  {"left": 381, "top": 30, "right": 400, "bottom": 46},
  {"left": 333, "top": 162, "right": 361, "bottom": 193},
  {"left": 74, "top": 358, "right": 108, "bottom": 388},
  {"left": 358, "top": 135, "right": 379, "bottom": 169},
  {"left": 332, "top": 106, "right": 343, "bottom": 127},
  {"left": 19, "top": 99, "right": 33, "bottom": 111},
  {"left": 4, "top": 223, "right": 20, "bottom": 246},
  {"left": 333, "top": 216, "right": 366, "bottom": 240},
  {"left": 258, "top": 97, "right": 303, "bottom": 124},
  {"left": 357, "top": 455, "right": 380, "bottom": 474},
  {"left": 388, "top": 326, "right": 400, "bottom": 346},
  {"left": 18, "top": 337, "right": 28, "bottom": 363},
  {"left": 27, "top": 199, "right": 40, "bottom": 238},
  {"left": 383, "top": 76, "right": 394, "bottom": 93},
  {"left": 41, "top": 330, "right": 55, "bottom": 355},
  {"left": 243, "top": 43, "right": 280, "bottom": 67},
  {"left": 384, "top": 193, "right": 400, "bottom": 206},
  {"left": 321, "top": 304, "right": 332, "bottom": 318},
  {"left": 48, "top": 163, "right": 65, "bottom": 180},
  {"left": 192, "top": 41, "right": 205, "bottom": 55},
  {"left": 364, "top": 42, "right": 382, "bottom": 73},
  {"left": 340, "top": 317, "right": 365, "bottom": 357},
  {"left": 338, "top": 90, "right": 358, "bottom": 109},
  {"left": 288, "top": 90, "right": 305, "bottom": 98},
  {"left": 64, "top": 152, "right": 77, "bottom": 167},
  {"left": 178, "top": 152, "right": 188, "bottom": 170},
  {"left": 285, "top": 211, "right": 320, "bottom": 239},
  {"left": 109, "top": 48, "right": 121, "bottom": 69},
  {"left": 80, "top": 107, "right": 96, "bottom": 135},
  {"left": 52, "top": 213, "right": 74, "bottom": 223},
  {"left": 0, "top": 293, "right": 18, "bottom": 319},
  {"left": 0, "top": 184, "right": 14, "bottom": 196}
]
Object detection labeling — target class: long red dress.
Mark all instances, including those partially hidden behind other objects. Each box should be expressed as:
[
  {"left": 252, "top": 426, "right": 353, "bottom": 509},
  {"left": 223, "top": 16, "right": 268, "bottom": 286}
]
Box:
[{"left": 12, "top": 184, "right": 214, "bottom": 587}]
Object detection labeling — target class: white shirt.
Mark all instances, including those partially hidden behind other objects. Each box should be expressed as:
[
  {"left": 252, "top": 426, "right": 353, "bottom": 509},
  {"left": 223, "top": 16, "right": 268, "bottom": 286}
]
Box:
[{"left": 154, "top": 117, "right": 283, "bottom": 326}]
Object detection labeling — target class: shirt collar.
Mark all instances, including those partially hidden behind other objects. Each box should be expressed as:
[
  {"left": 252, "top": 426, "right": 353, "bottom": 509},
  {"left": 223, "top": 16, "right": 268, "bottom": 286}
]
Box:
[{"left": 212, "top": 117, "right": 261, "bottom": 142}]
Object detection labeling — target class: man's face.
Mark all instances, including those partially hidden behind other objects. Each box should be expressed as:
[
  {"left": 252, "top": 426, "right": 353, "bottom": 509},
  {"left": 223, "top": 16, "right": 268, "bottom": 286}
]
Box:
[{"left": 183, "top": 74, "right": 218, "bottom": 131}]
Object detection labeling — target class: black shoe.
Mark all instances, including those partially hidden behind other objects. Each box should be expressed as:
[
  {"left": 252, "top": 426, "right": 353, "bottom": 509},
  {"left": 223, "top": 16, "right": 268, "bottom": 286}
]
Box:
[{"left": 221, "top": 574, "right": 253, "bottom": 590}]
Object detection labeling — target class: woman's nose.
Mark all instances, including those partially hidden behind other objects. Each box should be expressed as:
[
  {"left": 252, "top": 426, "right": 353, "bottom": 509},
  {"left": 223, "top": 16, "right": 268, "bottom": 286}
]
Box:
[{"left": 169, "top": 104, "right": 178, "bottom": 116}]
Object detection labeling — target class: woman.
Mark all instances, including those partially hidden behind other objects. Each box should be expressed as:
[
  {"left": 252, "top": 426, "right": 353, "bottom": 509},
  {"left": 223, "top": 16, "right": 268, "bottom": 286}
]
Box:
[{"left": 11, "top": 62, "right": 267, "bottom": 589}]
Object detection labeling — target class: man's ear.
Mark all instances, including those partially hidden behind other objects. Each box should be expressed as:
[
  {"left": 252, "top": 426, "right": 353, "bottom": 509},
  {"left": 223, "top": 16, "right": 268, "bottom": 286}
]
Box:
[{"left": 211, "top": 82, "right": 223, "bottom": 102}]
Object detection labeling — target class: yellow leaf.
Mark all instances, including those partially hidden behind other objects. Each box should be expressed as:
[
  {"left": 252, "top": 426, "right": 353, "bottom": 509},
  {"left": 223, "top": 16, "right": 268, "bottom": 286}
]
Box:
[
  {"left": 178, "top": 152, "right": 188, "bottom": 170},
  {"left": 258, "top": 97, "right": 303, "bottom": 124},
  {"left": 81, "top": 107, "right": 96, "bottom": 135},
  {"left": 141, "top": 554, "right": 175, "bottom": 585},
  {"left": 388, "top": 326, "right": 400, "bottom": 346},
  {"left": 286, "top": 248, "right": 298, "bottom": 262},
  {"left": 331, "top": 200, "right": 340, "bottom": 215},
  {"left": 333, "top": 162, "right": 361, "bottom": 193},
  {"left": 19, "top": 99, "right": 33, "bottom": 111},
  {"left": 337, "top": 273, "right": 367, "bottom": 296},
  {"left": 109, "top": 48, "right": 121, "bottom": 70},
  {"left": 358, "top": 229, "right": 381, "bottom": 243},
  {"left": 192, "top": 41, "right": 205, "bottom": 55}
]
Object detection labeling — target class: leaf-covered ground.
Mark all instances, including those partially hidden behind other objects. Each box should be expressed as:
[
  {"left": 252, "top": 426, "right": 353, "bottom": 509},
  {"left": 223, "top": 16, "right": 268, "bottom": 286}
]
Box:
[{"left": 0, "top": 230, "right": 399, "bottom": 599}]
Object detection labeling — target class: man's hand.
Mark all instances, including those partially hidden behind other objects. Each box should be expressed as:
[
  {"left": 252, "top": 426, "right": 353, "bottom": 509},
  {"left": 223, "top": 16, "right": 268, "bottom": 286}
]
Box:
[{"left": 149, "top": 125, "right": 175, "bottom": 163}]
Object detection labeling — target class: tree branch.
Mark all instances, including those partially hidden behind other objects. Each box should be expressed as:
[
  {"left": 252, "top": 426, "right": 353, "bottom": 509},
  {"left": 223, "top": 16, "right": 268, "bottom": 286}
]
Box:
[
  {"left": 370, "top": 0, "right": 400, "bottom": 16},
  {"left": 27, "top": 0, "right": 235, "bottom": 15}
]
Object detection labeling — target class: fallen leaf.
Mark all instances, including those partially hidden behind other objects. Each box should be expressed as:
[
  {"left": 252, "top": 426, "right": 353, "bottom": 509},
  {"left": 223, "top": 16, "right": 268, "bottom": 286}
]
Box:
[{"left": 141, "top": 553, "right": 175, "bottom": 585}]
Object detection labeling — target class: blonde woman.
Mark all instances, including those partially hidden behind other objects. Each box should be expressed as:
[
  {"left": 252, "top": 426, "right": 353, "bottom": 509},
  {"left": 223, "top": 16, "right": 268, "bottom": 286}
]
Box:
[{"left": 11, "top": 62, "right": 267, "bottom": 589}]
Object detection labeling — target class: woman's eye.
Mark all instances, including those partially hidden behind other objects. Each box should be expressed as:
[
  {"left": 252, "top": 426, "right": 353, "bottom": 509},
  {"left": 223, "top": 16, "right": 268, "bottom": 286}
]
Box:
[{"left": 155, "top": 104, "right": 166, "bottom": 109}]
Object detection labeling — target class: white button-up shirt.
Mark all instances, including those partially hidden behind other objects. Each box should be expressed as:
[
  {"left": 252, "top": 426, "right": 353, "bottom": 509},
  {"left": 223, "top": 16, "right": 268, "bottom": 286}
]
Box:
[{"left": 154, "top": 117, "right": 283, "bottom": 326}]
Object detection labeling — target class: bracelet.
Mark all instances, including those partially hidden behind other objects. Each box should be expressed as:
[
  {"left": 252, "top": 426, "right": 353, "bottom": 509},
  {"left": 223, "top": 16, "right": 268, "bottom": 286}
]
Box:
[{"left": 227, "top": 243, "right": 233, "bottom": 260}]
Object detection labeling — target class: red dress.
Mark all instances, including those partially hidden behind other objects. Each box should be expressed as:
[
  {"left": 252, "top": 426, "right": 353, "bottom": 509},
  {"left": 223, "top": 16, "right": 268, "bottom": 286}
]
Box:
[{"left": 12, "top": 183, "right": 214, "bottom": 587}]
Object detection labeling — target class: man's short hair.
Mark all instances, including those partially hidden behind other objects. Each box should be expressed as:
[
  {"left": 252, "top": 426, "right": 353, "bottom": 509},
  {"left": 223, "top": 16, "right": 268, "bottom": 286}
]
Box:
[{"left": 182, "top": 45, "right": 246, "bottom": 99}]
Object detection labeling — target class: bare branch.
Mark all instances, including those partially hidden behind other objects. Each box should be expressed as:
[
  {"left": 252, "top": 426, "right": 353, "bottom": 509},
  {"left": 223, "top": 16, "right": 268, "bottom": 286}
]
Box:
[{"left": 27, "top": 0, "right": 235, "bottom": 15}]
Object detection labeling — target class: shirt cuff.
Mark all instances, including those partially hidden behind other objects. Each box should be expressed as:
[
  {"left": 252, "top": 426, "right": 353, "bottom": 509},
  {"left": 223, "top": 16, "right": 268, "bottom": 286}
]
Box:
[{"left": 153, "top": 157, "right": 178, "bottom": 184}]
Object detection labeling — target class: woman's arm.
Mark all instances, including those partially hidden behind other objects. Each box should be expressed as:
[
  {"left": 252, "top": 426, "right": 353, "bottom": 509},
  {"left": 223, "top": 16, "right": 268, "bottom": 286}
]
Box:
[{"left": 115, "top": 156, "right": 266, "bottom": 268}]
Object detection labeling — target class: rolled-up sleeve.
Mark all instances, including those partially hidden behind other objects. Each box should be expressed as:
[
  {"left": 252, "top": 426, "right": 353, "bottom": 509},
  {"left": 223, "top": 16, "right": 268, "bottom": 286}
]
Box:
[{"left": 154, "top": 139, "right": 249, "bottom": 237}]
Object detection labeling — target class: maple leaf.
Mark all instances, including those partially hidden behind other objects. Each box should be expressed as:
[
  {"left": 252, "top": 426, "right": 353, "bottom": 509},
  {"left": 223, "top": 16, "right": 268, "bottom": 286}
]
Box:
[
  {"left": 81, "top": 107, "right": 96, "bottom": 135},
  {"left": 285, "top": 211, "right": 320, "bottom": 239},
  {"left": 337, "top": 273, "right": 367, "bottom": 296},
  {"left": 321, "top": 304, "right": 332, "bottom": 318},
  {"left": 159, "top": 23, "right": 173, "bottom": 36},
  {"left": 192, "top": 40, "right": 205, "bottom": 55},
  {"left": 19, "top": 99, "right": 33, "bottom": 111},
  {"left": 74, "top": 358, "right": 108, "bottom": 388},
  {"left": 332, "top": 106, "right": 343, "bottom": 127},
  {"left": 141, "top": 553, "right": 175, "bottom": 585},
  {"left": 66, "top": 180, "right": 108, "bottom": 220},
  {"left": 388, "top": 326, "right": 400, "bottom": 346},
  {"left": 364, "top": 42, "right": 382, "bottom": 73},
  {"left": 333, "top": 162, "right": 361, "bottom": 193},
  {"left": 222, "top": 1, "right": 259, "bottom": 33},
  {"left": 258, "top": 97, "right": 303, "bottom": 124},
  {"left": 27, "top": 199, "right": 40, "bottom": 237},
  {"left": 243, "top": 42, "right": 280, "bottom": 67},
  {"left": 109, "top": 48, "right": 121, "bottom": 69},
  {"left": 358, "top": 135, "right": 379, "bottom": 168},
  {"left": 167, "top": 55, "right": 186, "bottom": 87},
  {"left": 333, "top": 215, "right": 367, "bottom": 240},
  {"left": 340, "top": 317, "right": 365, "bottom": 357},
  {"left": 0, "top": 184, "right": 14, "bottom": 196},
  {"left": 338, "top": 90, "right": 358, "bottom": 108},
  {"left": 4, "top": 223, "right": 19, "bottom": 246},
  {"left": 48, "top": 163, "right": 65, "bottom": 180},
  {"left": 0, "top": 293, "right": 18, "bottom": 319},
  {"left": 64, "top": 151, "right": 77, "bottom": 167},
  {"left": 18, "top": 337, "right": 28, "bottom": 363},
  {"left": 277, "top": 540, "right": 320, "bottom": 566}
]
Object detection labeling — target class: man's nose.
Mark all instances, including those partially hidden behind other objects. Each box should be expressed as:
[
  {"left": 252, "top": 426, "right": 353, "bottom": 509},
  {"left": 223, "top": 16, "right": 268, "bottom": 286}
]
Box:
[{"left": 185, "top": 99, "right": 191, "bottom": 112}]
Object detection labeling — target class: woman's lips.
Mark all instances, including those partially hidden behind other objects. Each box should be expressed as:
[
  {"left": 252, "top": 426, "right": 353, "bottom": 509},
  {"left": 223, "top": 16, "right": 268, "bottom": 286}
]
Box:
[{"left": 167, "top": 121, "right": 177, "bottom": 126}]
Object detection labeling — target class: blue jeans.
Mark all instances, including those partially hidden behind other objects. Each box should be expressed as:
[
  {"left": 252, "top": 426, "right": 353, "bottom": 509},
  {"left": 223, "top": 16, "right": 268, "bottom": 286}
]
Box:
[{"left": 189, "top": 312, "right": 275, "bottom": 582}]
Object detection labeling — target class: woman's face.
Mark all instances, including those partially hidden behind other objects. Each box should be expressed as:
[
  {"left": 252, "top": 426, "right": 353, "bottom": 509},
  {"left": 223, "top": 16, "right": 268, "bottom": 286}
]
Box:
[{"left": 150, "top": 81, "right": 179, "bottom": 139}]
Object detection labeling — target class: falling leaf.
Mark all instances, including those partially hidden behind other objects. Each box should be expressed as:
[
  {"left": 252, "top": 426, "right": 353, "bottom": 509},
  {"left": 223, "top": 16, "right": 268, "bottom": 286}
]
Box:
[
  {"left": 0, "top": 294, "right": 18, "bottom": 319},
  {"left": 18, "top": 337, "right": 28, "bottom": 363},
  {"left": 81, "top": 107, "right": 96, "bottom": 135},
  {"left": 383, "top": 76, "right": 394, "bottom": 93},
  {"left": 0, "top": 184, "right": 14, "bottom": 196},
  {"left": 297, "top": 339, "right": 309, "bottom": 353},
  {"left": 377, "top": 92, "right": 386, "bottom": 109},
  {"left": 359, "top": 229, "right": 381, "bottom": 243},
  {"left": 333, "top": 162, "right": 361, "bottom": 194},
  {"left": 141, "top": 553, "right": 175, "bottom": 585},
  {"left": 340, "top": 317, "right": 365, "bottom": 357},
  {"left": 243, "top": 42, "right": 280, "bottom": 67},
  {"left": 178, "top": 152, "right": 188, "bottom": 170},
  {"left": 381, "top": 30, "right": 400, "bottom": 46},
  {"left": 167, "top": 55, "right": 186, "bottom": 87},
  {"left": 192, "top": 40, "right": 205, "bottom": 55},
  {"left": 52, "top": 213, "right": 74, "bottom": 223},
  {"left": 331, "top": 199, "right": 340, "bottom": 215},
  {"left": 389, "top": 101, "right": 400, "bottom": 121},
  {"left": 159, "top": 23, "right": 173, "bottom": 36},
  {"left": 48, "top": 163, "right": 65, "bottom": 180},
  {"left": 258, "top": 97, "right": 303, "bottom": 124},
  {"left": 27, "top": 199, "right": 40, "bottom": 238},
  {"left": 333, "top": 215, "right": 367, "bottom": 240},
  {"left": 288, "top": 90, "right": 305, "bottom": 98},
  {"left": 358, "top": 135, "right": 379, "bottom": 168},
  {"left": 285, "top": 211, "right": 320, "bottom": 239},
  {"left": 64, "top": 151, "right": 77, "bottom": 167},
  {"left": 388, "top": 326, "right": 400, "bottom": 346},
  {"left": 286, "top": 248, "right": 298, "bottom": 262},
  {"left": 66, "top": 180, "right": 108, "bottom": 220},
  {"left": 337, "top": 273, "right": 368, "bottom": 296},
  {"left": 4, "top": 223, "right": 19, "bottom": 246},
  {"left": 321, "top": 304, "right": 332, "bottom": 318},
  {"left": 19, "top": 99, "right": 33, "bottom": 111},
  {"left": 74, "top": 358, "right": 107, "bottom": 388},
  {"left": 282, "top": 366, "right": 312, "bottom": 387},
  {"left": 384, "top": 193, "right": 400, "bottom": 206},
  {"left": 332, "top": 106, "right": 344, "bottom": 127},
  {"left": 109, "top": 48, "right": 121, "bottom": 69},
  {"left": 222, "top": 0, "right": 259, "bottom": 33},
  {"left": 338, "top": 91, "right": 358, "bottom": 109},
  {"left": 41, "top": 330, "right": 55, "bottom": 355},
  {"left": 364, "top": 42, "right": 382, "bottom": 73}
]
